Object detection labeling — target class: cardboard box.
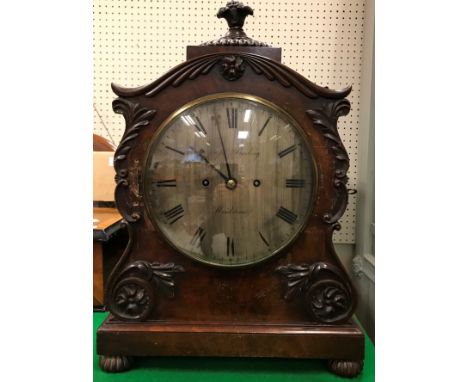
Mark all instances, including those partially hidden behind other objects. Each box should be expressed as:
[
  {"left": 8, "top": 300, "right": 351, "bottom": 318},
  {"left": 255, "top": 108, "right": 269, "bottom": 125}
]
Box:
[{"left": 93, "top": 151, "right": 115, "bottom": 202}]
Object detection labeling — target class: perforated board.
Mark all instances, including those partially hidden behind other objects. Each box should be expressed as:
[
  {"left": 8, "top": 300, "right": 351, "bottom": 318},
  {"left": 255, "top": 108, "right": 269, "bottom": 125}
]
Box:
[{"left": 93, "top": 0, "right": 367, "bottom": 243}]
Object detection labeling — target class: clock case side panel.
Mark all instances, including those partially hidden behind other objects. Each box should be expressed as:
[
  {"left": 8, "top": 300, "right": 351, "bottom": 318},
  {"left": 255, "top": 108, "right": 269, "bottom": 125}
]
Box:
[{"left": 106, "top": 52, "right": 357, "bottom": 325}]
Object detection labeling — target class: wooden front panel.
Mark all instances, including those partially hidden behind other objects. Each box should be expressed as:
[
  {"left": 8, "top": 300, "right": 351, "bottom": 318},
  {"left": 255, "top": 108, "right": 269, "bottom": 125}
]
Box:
[{"left": 108, "top": 52, "right": 353, "bottom": 324}]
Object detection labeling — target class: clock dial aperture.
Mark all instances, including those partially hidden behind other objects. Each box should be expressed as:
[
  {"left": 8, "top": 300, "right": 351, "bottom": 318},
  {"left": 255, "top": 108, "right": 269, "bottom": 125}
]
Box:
[{"left": 144, "top": 94, "right": 316, "bottom": 267}]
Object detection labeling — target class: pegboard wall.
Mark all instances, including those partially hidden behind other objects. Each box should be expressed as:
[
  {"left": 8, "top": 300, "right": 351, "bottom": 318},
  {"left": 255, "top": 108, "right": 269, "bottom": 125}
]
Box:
[{"left": 93, "top": 0, "right": 367, "bottom": 243}]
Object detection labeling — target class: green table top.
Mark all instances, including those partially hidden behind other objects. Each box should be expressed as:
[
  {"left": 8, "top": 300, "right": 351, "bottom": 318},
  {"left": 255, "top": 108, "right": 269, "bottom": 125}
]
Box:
[{"left": 94, "top": 312, "right": 375, "bottom": 381}]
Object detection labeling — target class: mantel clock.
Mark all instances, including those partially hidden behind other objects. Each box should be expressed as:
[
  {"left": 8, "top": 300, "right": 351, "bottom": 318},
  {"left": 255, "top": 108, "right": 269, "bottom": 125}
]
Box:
[{"left": 97, "top": 1, "right": 365, "bottom": 377}]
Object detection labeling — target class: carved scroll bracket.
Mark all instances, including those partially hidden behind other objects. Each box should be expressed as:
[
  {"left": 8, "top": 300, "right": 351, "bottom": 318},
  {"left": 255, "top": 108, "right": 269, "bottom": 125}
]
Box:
[
  {"left": 112, "top": 98, "right": 156, "bottom": 223},
  {"left": 108, "top": 260, "right": 185, "bottom": 321},
  {"left": 276, "top": 262, "right": 355, "bottom": 324},
  {"left": 306, "top": 99, "right": 351, "bottom": 231}
]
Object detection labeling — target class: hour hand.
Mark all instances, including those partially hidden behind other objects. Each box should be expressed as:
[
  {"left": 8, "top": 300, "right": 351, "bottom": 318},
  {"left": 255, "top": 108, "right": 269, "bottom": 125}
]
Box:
[{"left": 190, "top": 146, "right": 229, "bottom": 181}]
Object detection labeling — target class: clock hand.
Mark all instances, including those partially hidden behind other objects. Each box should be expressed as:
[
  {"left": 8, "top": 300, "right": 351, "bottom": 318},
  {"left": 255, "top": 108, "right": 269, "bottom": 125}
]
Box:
[
  {"left": 214, "top": 116, "right": 233, "bottom": 180},
  {"left": 190, "top": 146, "right": 229, "bottom": 181}
]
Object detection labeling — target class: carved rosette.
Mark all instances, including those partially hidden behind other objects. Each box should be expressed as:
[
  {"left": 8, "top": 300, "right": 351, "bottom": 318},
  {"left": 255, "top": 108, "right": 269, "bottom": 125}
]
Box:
[
  {"left": 221, "top": 55, "right": 246, "bottom": 80},
  {"left": 112, "top": 276, "right": 155, "bottom": 321},
  {"left": 305, "top": 279, "right": 352, "bottom": 323},
  {"left": 108, "top": 260, "right": 185, "bottom": 321},
  {"left": 276, "top": 262, "right": 354, "bottom": 324},
  {"left": 306, "top": 100, "right": 351, "bottom": 231},
  {"left": 112, "top": 98, "right": 157, "bottom": 223}
]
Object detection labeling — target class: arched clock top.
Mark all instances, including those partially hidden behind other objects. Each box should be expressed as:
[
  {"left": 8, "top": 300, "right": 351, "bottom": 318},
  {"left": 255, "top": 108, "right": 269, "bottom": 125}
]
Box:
[{"left": 111, "top": 52, "right": 351, "bottom": 100}]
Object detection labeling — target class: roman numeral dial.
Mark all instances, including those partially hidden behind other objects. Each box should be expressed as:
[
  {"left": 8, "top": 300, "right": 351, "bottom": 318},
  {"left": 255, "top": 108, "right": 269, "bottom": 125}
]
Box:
[{"left": 144, "top": 96, "right": 315, "bottom": 267}]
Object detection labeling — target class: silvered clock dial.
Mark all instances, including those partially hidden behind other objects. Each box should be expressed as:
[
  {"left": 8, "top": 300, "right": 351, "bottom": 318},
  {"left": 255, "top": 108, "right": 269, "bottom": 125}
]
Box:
[{"left": 143, "top": 93, "right": 317, "bottom": 267}]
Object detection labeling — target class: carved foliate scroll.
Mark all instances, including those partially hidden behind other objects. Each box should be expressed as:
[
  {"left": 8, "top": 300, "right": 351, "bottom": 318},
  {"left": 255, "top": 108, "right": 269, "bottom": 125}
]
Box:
[
  {"left": 307, "top": 99, "right": 351, "bottom": 231},
  {"left": 108, "top": 260, "right": 185, "bottom": 321},
  {"left": 276, "top": 262, "right": 354, "bottom": 324},
  {"left": 112, "top": 99, "right": 157, "bottom": 223}
]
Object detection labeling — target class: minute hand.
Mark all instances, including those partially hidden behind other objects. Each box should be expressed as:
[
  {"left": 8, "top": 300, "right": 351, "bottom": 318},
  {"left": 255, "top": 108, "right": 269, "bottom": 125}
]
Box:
[{"left": 215, "top": 117, "right": 233, "bottom": 179}]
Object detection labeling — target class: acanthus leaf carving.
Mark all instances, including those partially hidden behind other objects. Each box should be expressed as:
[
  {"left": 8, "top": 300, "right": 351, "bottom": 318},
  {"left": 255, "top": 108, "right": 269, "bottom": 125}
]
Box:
[
  {"left": 275, "top": 263, "right": 314, "bottom": 301},
  {"left": 306, "top": 99, "right": 351, "bottom": 230},
  {"left": 120, "top": 260, "right": 185, "bottom": 299},
  {"left": 112, "top": 98, "right": 156, "bottom": 223}
]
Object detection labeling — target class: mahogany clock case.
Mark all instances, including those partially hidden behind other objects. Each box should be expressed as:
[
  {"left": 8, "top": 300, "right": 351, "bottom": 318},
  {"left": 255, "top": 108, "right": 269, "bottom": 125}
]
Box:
[
  {"left": 97, "top": 26, "right": 364, "bottom": 377},
  {"left": 104, "top": 46, "right": 355, "bottom": 323}
]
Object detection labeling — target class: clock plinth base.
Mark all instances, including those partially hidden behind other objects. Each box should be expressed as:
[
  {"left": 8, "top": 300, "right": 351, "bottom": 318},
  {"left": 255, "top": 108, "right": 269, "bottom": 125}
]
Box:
[{"left": 97, "top": 316, "right": 364, "bottom": 375}]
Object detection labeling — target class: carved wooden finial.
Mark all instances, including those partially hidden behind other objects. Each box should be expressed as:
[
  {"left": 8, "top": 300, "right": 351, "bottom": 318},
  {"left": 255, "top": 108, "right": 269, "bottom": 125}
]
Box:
[
  {"left": 201, "top": 1, "right": 270, "bottom": 47},
  {"left": 217, "top": 0, "right": 253, "bottom": 30}
]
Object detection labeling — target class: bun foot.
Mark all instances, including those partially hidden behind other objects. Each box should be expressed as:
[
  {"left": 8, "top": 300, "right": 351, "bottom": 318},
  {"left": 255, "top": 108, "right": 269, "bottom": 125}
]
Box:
[
  {"left": 99, "top": 355, "right": 134, "bottom": 373},
  {"left": 327, "top": 359, "right": 364, "bottom": 378}
]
